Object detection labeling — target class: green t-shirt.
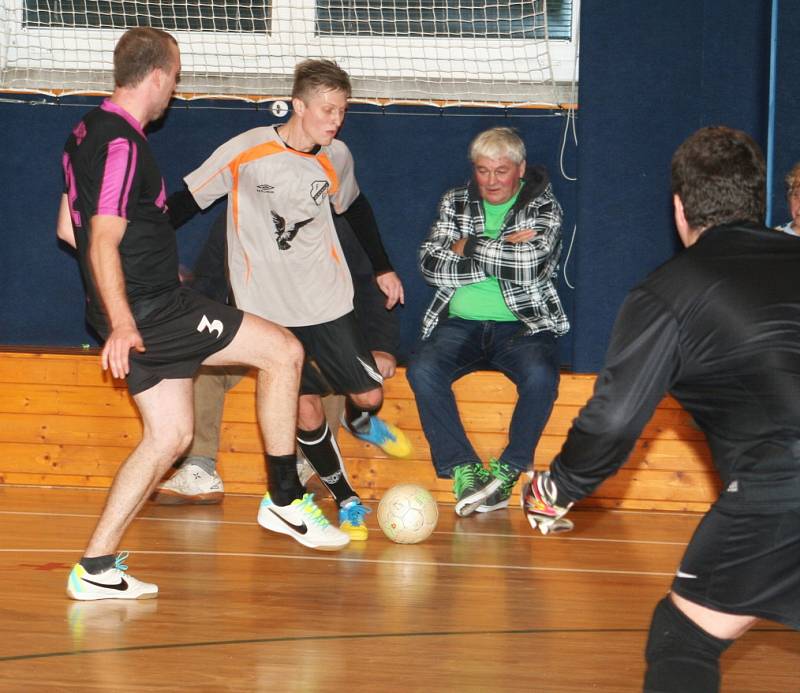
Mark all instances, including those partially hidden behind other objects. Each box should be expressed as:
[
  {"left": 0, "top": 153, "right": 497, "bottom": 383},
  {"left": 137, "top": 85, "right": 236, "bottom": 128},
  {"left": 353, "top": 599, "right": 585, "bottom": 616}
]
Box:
[{"left": 449, "top": 186, "right": 522, "bottom": 321}]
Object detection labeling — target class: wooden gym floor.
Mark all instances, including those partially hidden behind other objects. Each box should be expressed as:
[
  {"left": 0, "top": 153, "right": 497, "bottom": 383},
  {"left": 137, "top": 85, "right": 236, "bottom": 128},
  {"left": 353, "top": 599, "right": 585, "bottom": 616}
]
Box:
[{"left": 0, "top": 484, "right": 797, "bottom": 692}]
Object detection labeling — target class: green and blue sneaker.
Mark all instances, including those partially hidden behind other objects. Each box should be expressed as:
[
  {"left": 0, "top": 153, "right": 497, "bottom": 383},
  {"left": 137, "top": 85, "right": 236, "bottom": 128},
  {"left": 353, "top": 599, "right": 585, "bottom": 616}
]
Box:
[
  {"left": 452, "top": 462, "right": 500, "bottom": 517},
  {"left": 477, "top": 458, "right": 522, "bottom": 513}
]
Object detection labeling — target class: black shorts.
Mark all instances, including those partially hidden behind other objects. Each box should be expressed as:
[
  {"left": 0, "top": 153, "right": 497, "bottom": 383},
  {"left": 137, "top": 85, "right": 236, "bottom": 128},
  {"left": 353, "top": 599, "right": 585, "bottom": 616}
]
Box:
[
  {"left": 289, "top": 311, "right": 383, "bottom": 396},
  {"left": 671, "top": 503, "right": 800, "bottom": 629},
  {"left": 121, "top": 288, "right": 244, "bottom": 395}
]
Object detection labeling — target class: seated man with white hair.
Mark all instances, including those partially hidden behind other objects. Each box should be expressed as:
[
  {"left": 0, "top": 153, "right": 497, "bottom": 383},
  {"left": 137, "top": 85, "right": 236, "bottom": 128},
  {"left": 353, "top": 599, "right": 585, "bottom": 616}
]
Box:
[{"left": 408, "top": 126, "right": 569, "bottom": 516}]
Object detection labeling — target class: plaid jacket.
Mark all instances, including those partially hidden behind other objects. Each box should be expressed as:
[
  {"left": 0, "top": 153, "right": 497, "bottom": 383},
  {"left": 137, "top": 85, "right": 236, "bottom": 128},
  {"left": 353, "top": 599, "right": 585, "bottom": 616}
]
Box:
[{"left": 418, "top": 165, "right": 570, "bottom": 339}]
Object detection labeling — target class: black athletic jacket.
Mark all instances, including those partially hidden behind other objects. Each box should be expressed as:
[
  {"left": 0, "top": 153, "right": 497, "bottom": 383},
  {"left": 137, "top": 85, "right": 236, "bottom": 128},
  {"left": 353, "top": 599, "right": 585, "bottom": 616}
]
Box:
[{"left": 552, "top": 222, "right": 800, "bottom": 511}]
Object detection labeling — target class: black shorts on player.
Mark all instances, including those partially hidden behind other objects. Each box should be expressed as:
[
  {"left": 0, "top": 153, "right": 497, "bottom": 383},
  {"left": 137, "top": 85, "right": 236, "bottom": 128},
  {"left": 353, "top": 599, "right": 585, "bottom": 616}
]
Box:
[
  {"left": 111, "top": 287, "right": 244, "bottom": 395},
  {"left": 672, "top": 502, "right": 800, "bottom": 629},
  {"left": 289, "top": 311, "right": 382, "bottom": 397}
]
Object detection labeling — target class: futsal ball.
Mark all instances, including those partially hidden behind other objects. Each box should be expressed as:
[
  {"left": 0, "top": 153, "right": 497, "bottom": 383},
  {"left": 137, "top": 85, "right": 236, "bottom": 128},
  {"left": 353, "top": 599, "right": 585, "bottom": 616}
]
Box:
[{"left": 377, "top": 484, "right": 439, "bottom": 544}]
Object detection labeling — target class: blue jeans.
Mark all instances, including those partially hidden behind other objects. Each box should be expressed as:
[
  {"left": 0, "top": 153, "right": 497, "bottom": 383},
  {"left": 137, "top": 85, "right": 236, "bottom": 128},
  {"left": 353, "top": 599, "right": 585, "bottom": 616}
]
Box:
[{"left": 407, "top": 318, "right": 560, "bottom": 479}]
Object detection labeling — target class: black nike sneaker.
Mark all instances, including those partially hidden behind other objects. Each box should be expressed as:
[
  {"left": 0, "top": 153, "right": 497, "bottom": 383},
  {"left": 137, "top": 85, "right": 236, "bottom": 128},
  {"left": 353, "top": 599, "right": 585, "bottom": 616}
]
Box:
[
  {"left": 257, "top": 492, "right": 350, "bottom": 550},
  {"left": 66, "top": 552, "right": 158, "bottom": 600}
]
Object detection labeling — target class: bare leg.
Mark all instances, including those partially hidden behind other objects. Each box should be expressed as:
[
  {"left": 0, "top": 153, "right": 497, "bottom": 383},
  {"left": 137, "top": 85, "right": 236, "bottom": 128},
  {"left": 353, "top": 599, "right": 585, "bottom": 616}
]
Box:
[
  {"left": 85, "top": 378, "right": 194, "bottom": 556},
  {"left": 204, "top": 313, "right": 302, "bottom": 456},
  {"left": 670, "top": 592, "right": 757, "bottom": 639},
  {"left": 298, "top": 393, "right": 325, "bottom": 430}
]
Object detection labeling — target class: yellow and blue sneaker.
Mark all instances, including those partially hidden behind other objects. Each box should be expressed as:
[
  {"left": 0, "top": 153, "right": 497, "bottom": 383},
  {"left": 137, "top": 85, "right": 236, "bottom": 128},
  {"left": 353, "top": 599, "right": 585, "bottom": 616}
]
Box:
[
  {"left": 344, "top": 415, "right": 413, "bottom": 459},
  {"left": 338, "top": 498, "right": 371, "bottom": 541}
]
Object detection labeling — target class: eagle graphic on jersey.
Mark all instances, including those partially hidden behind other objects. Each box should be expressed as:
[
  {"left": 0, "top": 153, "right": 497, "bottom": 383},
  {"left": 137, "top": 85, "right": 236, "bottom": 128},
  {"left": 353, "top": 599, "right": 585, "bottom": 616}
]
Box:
[{"left": 271, "top": 211, "right": 313, "bottom": 250}]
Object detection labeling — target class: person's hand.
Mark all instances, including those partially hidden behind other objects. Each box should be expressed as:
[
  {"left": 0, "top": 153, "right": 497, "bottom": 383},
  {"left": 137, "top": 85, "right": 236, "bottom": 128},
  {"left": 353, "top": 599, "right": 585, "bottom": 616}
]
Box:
[
  {"left": 101, "top": 323, "right": 145, "bottom": 379},
  {"left": 505, "top": 229, "right": 537, "bottom": 243},
  {"left": 376, "top": 271, "right": 405, "bottom": 309},
  {"left": 450, "top": 238, "right": 467, "bottom": 256},
  {"left": 371, "top": 350, "right": 397, "bottom": 379}
]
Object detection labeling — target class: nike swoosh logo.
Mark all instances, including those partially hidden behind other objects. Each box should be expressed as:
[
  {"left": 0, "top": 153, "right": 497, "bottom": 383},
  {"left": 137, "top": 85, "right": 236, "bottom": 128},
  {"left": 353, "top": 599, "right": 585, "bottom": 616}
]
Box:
[
  {"left": 267, "top": 507, "right": 309, "bottom": 535},
  {"left": 675, "top": 570, "right": 698, "bottom": 579},
  {"left": 81, "top": 576, "right": 129, "bottom": 591}
]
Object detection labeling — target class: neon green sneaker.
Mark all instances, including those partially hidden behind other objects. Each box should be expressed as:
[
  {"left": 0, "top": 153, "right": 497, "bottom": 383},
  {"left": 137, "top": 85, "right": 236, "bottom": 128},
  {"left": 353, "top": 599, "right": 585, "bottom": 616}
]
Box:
[
  {"left": 452, "top": 462, "right": 499, "bottom": 517},
  {"left": 476, "top": 458, "right": 521, "bottom": 513}
]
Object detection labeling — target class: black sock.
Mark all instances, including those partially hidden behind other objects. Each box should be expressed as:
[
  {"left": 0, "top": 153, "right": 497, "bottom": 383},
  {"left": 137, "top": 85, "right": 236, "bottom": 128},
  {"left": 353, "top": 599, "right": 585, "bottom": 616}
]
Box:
[
  {"left": 644, "top": 596, "right": 734, "bottom": 693},
  {"left": 297, "top": 423, "right": 358, "bottom": 507},
  {"left": 266, "top": 453, "right": 304, "bottom": 506},
  {"left": 345, "top": 400, "right": 378, "bottom": 435},
  {"left": 80, "top": 554, "right": 115, "bottom": 574}
]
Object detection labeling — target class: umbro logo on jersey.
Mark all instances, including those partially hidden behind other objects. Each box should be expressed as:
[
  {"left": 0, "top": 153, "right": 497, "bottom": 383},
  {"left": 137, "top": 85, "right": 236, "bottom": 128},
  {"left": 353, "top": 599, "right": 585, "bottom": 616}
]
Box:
[
  {"left": 81, "top": 576, "right": 129, "bottom": 591},
  {"left": 256, "top": 184, "right": 274, "bottom": 193},
  {"left": 266, "top": 507, "right": 309, "bottom": 535},
  {"left": 310, "top": 180, "right": 329, "bottom": 205},
  {"left": 197, "top": 315, "right": 223, "bottom": 339}
]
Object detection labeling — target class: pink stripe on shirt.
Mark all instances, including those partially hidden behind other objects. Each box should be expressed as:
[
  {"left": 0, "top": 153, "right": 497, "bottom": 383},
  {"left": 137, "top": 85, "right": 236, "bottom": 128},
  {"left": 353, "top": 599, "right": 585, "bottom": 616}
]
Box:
[
  {"left": 100, "top": 99, "right": 146, "bottom": 138},
  {"left": 97, "top": 137, "right": 137, "bottom": 218}
]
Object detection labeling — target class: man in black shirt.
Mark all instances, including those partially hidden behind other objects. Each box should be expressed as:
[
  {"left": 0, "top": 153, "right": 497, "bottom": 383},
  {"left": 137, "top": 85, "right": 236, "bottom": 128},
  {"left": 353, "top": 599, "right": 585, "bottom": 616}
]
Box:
[
  {"left": 522, "top": 127, "right": 800, "bottom": 692},
  {"left": 58, "top": 28, "right": 348, "bottom": 602}
]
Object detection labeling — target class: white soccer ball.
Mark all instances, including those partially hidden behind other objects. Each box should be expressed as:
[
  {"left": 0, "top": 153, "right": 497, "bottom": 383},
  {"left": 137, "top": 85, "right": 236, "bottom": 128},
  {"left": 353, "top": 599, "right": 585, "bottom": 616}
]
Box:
[{"left": 377, "top": 484, "right": 439, "bottom": 544}]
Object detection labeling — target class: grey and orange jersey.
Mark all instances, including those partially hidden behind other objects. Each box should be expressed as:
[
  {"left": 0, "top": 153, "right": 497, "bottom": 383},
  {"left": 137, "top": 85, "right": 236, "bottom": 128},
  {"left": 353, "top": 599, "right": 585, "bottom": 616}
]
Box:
[{"left": 185, "top": 126, "right": 360, "bottom": 327}]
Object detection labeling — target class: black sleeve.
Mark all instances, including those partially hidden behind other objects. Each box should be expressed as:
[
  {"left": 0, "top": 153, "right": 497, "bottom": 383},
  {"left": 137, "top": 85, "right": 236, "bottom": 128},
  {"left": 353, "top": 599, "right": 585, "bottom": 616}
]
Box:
[
  {"left": 339, "top": 193, "right": 394, "bottom": 274},
  {"left": 551, "top": 288, "right": 681, "bottom": 502},
  {"left": 190, "top": 210, "right": 231, "bottom": 304},
  {"left": 166, "top": 187, "right": 201, "bottom": 230}
]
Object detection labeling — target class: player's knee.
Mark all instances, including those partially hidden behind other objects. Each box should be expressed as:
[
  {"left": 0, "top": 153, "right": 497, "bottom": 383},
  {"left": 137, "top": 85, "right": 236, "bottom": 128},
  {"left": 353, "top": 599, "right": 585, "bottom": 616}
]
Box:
[
  {"left": 260, "top": 327, "right": 303, "bottom": 372},
  {"left": 145, "top": 424, "right": 193, "bottom": 465},
  {"left": 350, "top": 388, "right": 382, "bottom": 410},
  {"left": 643, "top": 596, "right": 733, "bottom": 693}
]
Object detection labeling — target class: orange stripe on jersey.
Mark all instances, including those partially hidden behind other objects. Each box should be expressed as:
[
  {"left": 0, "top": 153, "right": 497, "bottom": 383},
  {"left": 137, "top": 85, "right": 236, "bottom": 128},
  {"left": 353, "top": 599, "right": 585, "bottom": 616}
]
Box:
[
  {"left": 227, "top": 141, "right": 285, "bottom": 283},
  {"left": 281, "top": 147, "right": 340, "bottom": 196},
  {"left": 314, "top": 153, "right": 339, "bottom": 196},
  {"left": 330, "top": 243, "right": 341, "bottom": 264}
]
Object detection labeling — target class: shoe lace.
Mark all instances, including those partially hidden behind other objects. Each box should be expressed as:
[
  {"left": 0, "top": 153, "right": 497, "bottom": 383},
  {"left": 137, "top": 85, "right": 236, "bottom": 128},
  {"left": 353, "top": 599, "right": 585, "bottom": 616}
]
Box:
[
  {"left": 113, "top": 551, "right": 130, "bottom": 572},
  {"left": 453, "top": 464, "right": 478, "bottom": 496},
  {"left": 341, "top": 500, "right": 371, "bottom": 526},
  {"left": 297, "top": 493, "right": 333, "bottom": 527}
]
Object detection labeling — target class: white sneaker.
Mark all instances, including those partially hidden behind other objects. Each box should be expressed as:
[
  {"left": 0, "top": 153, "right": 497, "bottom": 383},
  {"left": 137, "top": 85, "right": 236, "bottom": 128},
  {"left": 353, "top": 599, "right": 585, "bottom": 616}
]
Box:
[
  {"left": 66, "top": 553, "right": 158, "bottom": 601},
  {"left": 151, "top": 462, "right": 224, "bottom": 505},
  {"left": 257, "top": 493, "right": 350, "bottom": 551}
]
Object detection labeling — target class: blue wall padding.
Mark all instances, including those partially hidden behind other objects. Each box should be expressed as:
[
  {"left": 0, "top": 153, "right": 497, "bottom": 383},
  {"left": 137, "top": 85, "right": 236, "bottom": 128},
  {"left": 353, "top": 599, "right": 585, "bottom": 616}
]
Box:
[
  {"left": 572, "top": 0, "right": 770, "bottom": 371},
  {"left": 1, "top": 0, "right": 792, "bottom": 372},
  {"left": 0, "top": 95, "right": 576, "bottom": 364}
]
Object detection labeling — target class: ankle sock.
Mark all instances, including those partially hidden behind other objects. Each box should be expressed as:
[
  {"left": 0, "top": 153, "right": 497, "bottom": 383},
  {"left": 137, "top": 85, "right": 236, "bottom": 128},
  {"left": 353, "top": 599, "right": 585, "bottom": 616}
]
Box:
[
  {"left": 266, "top": 453, "right": 305, "bottom": 506},
  {"left": 80, "top": 554, "right": 115, "bottom": 574}
]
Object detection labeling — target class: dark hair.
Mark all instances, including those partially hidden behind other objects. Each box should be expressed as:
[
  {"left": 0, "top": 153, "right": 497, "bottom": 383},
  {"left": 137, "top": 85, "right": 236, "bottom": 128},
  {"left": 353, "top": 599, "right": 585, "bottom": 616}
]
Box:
[
  {"left": 292, "top": 59, "right": 351, "bottom": 101},
  {"left": 671, "top": 126, "right": 765, "bottom": 230},
  {"left": 114, "top": 27, "right": 178, "bottom": 88}
]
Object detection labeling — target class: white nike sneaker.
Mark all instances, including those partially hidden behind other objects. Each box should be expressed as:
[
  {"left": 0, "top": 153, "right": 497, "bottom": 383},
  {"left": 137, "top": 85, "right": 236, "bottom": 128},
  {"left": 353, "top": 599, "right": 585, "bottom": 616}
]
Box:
[
  {"left": 66, "top": 553, "right": 158, "bottom": 601},
  {"left": 151, "top": 462, "right": 224, "bottom": 505},
  {"left": 257, "top": 493, "right": 350, "bottom": 551}
]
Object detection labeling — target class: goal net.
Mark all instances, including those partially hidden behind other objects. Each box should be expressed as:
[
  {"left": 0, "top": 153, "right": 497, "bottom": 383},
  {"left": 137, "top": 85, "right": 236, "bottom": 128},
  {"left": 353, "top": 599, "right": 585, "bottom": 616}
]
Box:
[{"left": 0, "top": 1, "right": 577, "bottom": 106}]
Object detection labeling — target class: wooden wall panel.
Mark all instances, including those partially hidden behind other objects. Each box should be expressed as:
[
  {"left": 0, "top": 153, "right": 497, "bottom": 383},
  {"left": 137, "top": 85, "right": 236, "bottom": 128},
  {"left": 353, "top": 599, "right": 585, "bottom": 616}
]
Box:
[{"left": 0, "top": 350, "right": 716, "bottom": 510}]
